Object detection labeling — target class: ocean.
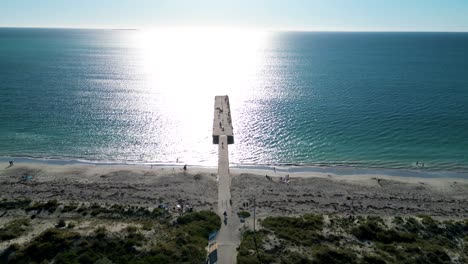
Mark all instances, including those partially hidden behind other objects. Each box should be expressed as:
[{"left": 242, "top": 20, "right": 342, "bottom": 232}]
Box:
[{"left": 1, "top": 28, "right": 467, "bottom": 171}]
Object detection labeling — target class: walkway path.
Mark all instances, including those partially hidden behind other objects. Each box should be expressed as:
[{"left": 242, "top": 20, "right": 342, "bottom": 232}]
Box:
[{"left": 216, "top": 135, "right": 240, "bottom": 263}]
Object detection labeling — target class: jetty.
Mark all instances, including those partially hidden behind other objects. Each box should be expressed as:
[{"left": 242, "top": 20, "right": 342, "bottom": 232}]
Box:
[
  {"left": 210, "top": 95, "right": 239, "bottom": 264},
  {"left": 213, "top": 96, "right": 234, "bottom": 145}
]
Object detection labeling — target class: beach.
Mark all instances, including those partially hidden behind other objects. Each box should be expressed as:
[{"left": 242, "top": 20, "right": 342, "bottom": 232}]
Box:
[
  {"left": 2, "top": 162, "right": 468, "bottom": 262},
  {"left": 1, "top": 162, "right": 467, "bottom": 219}
]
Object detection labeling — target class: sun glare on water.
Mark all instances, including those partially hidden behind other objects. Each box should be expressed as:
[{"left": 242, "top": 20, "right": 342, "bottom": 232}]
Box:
[{"left": 124, "top": 28, "right": 271, "bottom": 164}]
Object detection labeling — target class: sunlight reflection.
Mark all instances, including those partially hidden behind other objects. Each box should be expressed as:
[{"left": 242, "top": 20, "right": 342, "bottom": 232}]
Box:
[{"left": 127, "top": 28, "right": 271, "bottom": 164}]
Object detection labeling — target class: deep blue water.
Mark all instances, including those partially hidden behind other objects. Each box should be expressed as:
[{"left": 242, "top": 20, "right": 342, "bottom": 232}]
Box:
[{"left": 1, "top": 28, "right": 467, "bottom": 171}]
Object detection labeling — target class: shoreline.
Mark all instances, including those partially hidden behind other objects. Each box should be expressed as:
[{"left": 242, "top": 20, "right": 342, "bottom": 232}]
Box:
[{"left": 1, "top": 156, "right": 467, "bottom": 179}]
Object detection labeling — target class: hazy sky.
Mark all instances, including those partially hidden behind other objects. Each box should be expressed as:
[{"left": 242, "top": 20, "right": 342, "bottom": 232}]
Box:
[{"left": 2, "top": 0, "right": 468, "bottom": 31}]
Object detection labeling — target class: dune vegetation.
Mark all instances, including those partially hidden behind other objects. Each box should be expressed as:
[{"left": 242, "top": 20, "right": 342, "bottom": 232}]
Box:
[
  {"left": 0, "top": 199, "right": 220, "bottom": 264},
  {"left": 238, "top": 214, "right": 468, "bottom": 264}
]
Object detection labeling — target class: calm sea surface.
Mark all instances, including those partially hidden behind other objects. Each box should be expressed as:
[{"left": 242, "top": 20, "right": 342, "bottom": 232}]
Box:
[{"left": 1, "top": 28, "right": 467, "bottom": 171}]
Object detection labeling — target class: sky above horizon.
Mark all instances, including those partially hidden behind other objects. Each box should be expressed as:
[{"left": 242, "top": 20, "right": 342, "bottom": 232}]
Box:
[{"left": 2, "top": 0, "right": 468, "bottom": 31}]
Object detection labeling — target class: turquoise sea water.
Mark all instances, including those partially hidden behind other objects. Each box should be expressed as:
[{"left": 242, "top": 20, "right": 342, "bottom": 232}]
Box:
[{"left": 1, "top": 28, "right": 467, "bottom": 171}]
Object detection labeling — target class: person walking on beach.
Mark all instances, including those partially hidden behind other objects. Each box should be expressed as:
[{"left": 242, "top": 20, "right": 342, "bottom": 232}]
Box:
[{"left": 183, "top": 164, "right": 187, "bottom": 171}]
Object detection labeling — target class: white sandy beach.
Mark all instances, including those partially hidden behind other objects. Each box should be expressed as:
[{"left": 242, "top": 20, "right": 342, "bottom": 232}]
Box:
[{"left": 1, "top": 162, "right": 467, "bottom": 219}]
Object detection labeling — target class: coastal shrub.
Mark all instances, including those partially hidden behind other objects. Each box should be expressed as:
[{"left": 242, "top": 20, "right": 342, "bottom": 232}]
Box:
[
  {"left": 312, "top": 246, "right": 358, "bottom": 264},
  {"left": 3, "top": 205, "right": 219, "bottom": 263},
  {"left": 329, "top": 214, "right": 355, "bottom": 231},
  {"left": 442, "top": 220, "right": 466, "bottom": 239},
  {"left": 9, "top": 227, "right": 172, "bottom": 264},
  {"left": 238, "top": 211, "right": 251, "bottom": 218},
  {"left": 0, "top": 218, "right": 31, "bottom": 241},
  {"left": 280, "top": 251, "right": 313, "bottom": 264},
  {"left": 176, "top": 211, "right": 221, "bottom": 238},
  {"left": 25, "top": 199, "right": 59, "bottom": 213},
  {"left": 399, "top": 242, "right": 452, "bottom": 264},
  {"left": 261, "top": 214, "right": 324, "bottom": 246},
  {"left": 361, "top": 254, "right": 388, "bottom": 264},
  {"left": 61, "top": 202, "right": 79, "bottom": 213},
  {"left": 56, "top": 219, "right": 66, "bottom": 228},
  {"left": 418, "top": 215, "right": 443, "bottom": 237},
  {"left": 0, "top": 199, "right": 31, "bottom": 210},
  {"left": 403, "top": 217, "right": 423, "bottom": 233},
  {"left": 352, "top": 217, "right": 418, "bottom": 244},
  {"left": 392, "top": 216, "right": 404, "bottom": 226},
  {"left": 237, "top": 230, "right": 272, "bottom": 264},
  {"left": 238, "top": 214, "right": 467, "bottom": 264},
  {"left": 262, "top": 214, "right": 324, "bottom": 231},
  {"left": 351, "top": 219, "right": 383, "bottom": 241},
  {"left": 11, "top": 229, "right": 81, "bottom": 262}
]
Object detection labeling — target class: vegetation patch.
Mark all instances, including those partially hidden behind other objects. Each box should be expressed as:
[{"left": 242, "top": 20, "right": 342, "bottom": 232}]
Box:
[
  {"left": 0, "top": 199, "right": 31, "bottom": 210},
  {"left": 25, "top": 200, "right": 59, "bottom": 213},
  {"left": 0, "top": 198, "right": 221, "bottom": 264},
  {"left": 238, "top": 211, "right": 251, "bottom": 218},
  {"left": 238, "top": 215, "right": 468, "bottom": 264},
  {"left": 0, "top": 219, "right": 31, "bottom": 241}
]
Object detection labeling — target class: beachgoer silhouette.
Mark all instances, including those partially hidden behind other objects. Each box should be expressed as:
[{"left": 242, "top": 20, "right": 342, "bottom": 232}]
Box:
[{"left": 183, "top": 164, "right": 187, "bottom": 171}]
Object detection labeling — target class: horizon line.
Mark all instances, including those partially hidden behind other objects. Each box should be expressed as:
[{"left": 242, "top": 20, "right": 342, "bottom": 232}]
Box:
[{"left": 1, "top": 26, "right": 468, "bottom": 33}]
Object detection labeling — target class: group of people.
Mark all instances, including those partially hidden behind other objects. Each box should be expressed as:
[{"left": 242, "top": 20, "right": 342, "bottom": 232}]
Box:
[{"left": 265, "top": 174, "right": 291, "bottom": 185}]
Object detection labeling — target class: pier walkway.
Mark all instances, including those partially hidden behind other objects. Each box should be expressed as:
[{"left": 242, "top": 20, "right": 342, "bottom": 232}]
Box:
[{"left": 212, "top": 96, "right": 239, "bottom": 264}]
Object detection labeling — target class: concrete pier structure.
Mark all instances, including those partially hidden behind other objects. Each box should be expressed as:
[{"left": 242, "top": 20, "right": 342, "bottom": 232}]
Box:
[
  {"left": 212, "top": 96, "right": 239, "bottom": 264},
  {"left": 213, "top": 95, "right": 234, "bottom": 144}
]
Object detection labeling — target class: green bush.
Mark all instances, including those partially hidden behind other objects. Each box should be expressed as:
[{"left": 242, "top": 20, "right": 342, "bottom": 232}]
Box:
[
  {"left": 238, "top": 211, "right": 251, "bottom": 218},
  {"left": 263, "top": 214, "right": 324, "bottom": 231},
  {"left": 56, "top": 219, "right": 66, "bottom": 228},
  {"left": 0, "top": 219, "right": 31, "bottom": 241},
  {"left": 238, "top": 214, "right": 467, "bottom": 264},
  {"left": 26, "top": 200, "right": 59, "bottom": 213},
  {"left": 176, "top": 211, "right": 221, "bottom": 238},
  {"left": 0, "top": 199, "right": 31, "bottom": 210},
  {"left": 313, "top": 246, "right": 358, "bottom": 264}
]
